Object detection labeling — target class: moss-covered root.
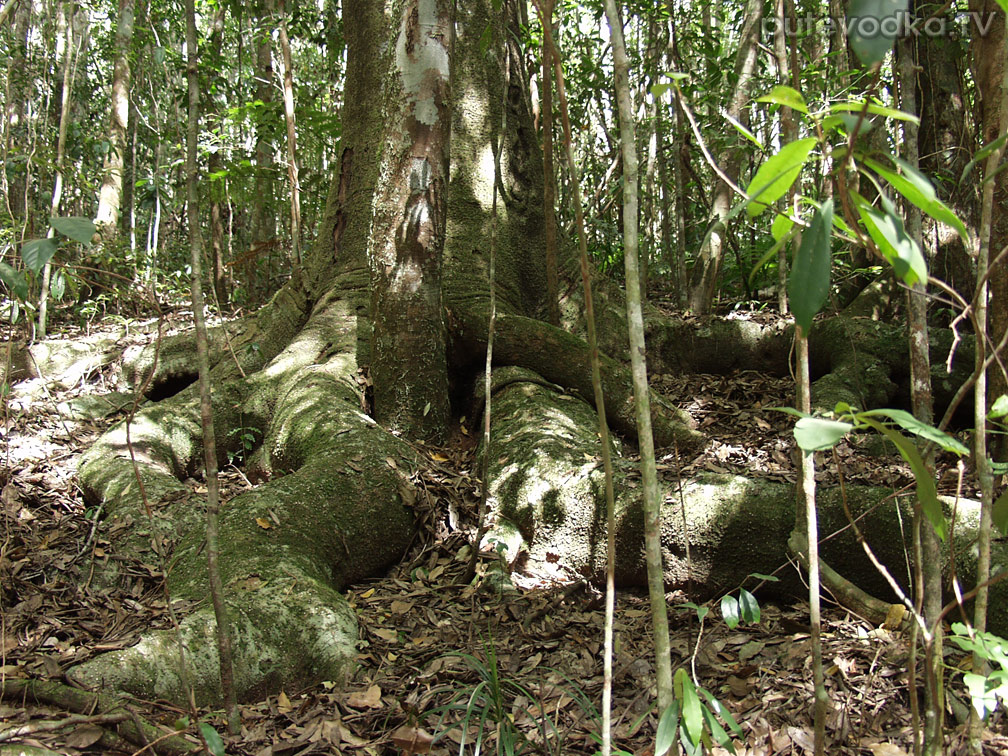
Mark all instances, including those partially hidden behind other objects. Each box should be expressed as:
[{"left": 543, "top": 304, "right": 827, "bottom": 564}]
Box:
[
  {"left": 484, "top": 373, "right": 1008, "bottom": 635},
  {"left": 450, "top": 310, "right": 701, "bottom": 450},
  {"left": 68, "top": 570, "right": 357, "bottom": 706}
]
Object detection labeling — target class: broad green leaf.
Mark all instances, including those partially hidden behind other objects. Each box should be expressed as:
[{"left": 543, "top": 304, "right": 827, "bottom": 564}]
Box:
[
  {"left": 961, "top": 132, "right": 1008, "bottom": 183},
  {"left": 50, "top": 216, "right": 96, "bottom": 245},
  {"left": 793, "top": 416, "right": 852, "bottom": 452},
  {"left": 197, "top": 722, "right": 226, "bottom": 756},
  {"left": 822, "top": 113, "right": 875, "bottom": 136},
  {"left": 721, "top": 595, "right": 741, "bottom": 629},
  {"left": 677, "top": 669, "right": 704, "bottom": 745},
  {"left": 700, "top": 705, "right": 734, "bottom": 752},
  {"left": 723, "top": 110, "right": 763, "bottom": 149},
  {"left": 858, "top": 408, "right": 969, "bottom": 455},
  {"left": 756, "top": 85, "right": 808, "bottom": 114},
  {"left": 50, "top": 269, "right": 66, "bottom": 301},
  {"left": 862, "top": 419, "right": 946, "bottom": 541},
  {"left": 655, "top": 703, "right": 681, "bottom": 756},
  {"left": 855, "top": 194, "right": 927, "bottom": 286},
  {"left": 847, "top": 0, "right": 909, "bottom": 66},
  {"left": 21, "top": 238, "right": 57, "bottom": 274},
  {"left": 993, "top": 488, "right": 1008, "bottom": 536},
  {"left": 864, "top": 157, "right": 969, "bottom": 242},
  {"left": 748, "top": 572, "right": 780, "bottom": 582},
  {"left": 788, "top": 199, "right": 834, "bottom": 333},
  {"left": 996, "top": 0, "right": 1008, "bottom": 16},
  {"left": 745, "top": 138, "right": 817, "bottom": 217},
  {"left": 962, "top": 671, "right": 1002, "bottom": 719},
  {"left": 739, "top": 589, "right": 760, "bottom": 624},
  {"left": 771, "top": 213, "right": 794, "bottom": 243},
  {"left": 0, "top": 262, "right": 28, "bottom": 300},
  {"left": 651, "top": 82, "right": 673, "bottom": 99},
  {"left": 988, "top": 394, "right": 1008, "bottom": 420},
  {"left": 830, "top": 100, "right": 920, "bottom": 125},
  {"left": 699, "top": 687, "right": 743, "bottom": 735}
]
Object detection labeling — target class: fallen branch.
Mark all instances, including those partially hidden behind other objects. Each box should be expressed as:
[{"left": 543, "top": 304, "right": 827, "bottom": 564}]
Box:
[{"left": 0, "top": 678, "right": 199, "bottom": 756}]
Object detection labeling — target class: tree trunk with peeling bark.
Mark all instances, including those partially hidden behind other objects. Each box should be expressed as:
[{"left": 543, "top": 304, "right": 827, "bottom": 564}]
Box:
[{"left": 94, "top": 0, "right": 135, "bottom": 240}]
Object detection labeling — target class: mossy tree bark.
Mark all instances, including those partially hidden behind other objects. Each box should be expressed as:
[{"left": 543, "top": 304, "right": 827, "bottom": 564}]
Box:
[{"left": 66, "top": 0, "right": 1003, "bottom": 708}]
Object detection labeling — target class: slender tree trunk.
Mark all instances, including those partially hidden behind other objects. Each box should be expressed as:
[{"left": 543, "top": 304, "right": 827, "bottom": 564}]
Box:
[
  {"left": 971, "top": 1, "right": 1008, "bottom": 461},
  {"left": 603, "top": 0, "right": 672, "bottom": 721},
  {"left": 541, "top": 0, "right": 560, "bottom": 326},
  {"left": 94, "top": 0, "right": 135, "bottom": 241},
  {"left": 37, "top": 0, "right": 75, "bottom": 340},
  {"left": 969, "top": 2, "right": 1007, "bottom": 752},
  {"left": 248, "top": 0, "right": 276, "bottom": 304},
  {"left": 207, "top": 5, "right": 229, "bottom": 307},
  {"left": 183, "top": 0, "right": 238, "bottom": 731},
  {"left": 773, "top": 0, "right": 796, "bottom": 314},
  {"left": 367, "top": 0, "right": 453, "bottom": 442},
  {"left": 898, "top": 26, "right": 944, "bottom": 755},
  {"left": 275, "top": 0, "right": 301, "bottom": 269},
  {"left": 685, "top": 0, "right": 762, "bottom": 315},
  {"left": 4, "top": 0, "right": 30, "bottom": 223}
]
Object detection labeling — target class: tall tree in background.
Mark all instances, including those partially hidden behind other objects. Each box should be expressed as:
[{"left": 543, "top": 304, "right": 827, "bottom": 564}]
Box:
[
  {"left": 37, "top": 0, "right": 76, "bottom": 339},
  {"left": 248, "top": 0, "right": 276, "bottom": 303},
  {"left": 685, "top": 0, "right": 762, "bottom": 315},
  {"left": 971, "top": 0, "right": 1007, "bottom": 456},
  {"left": 94, "top": 0, "right": 135, "bottom": 241},
  {"left": 3, "top": 0, "right": 31, "bottom": 224}
]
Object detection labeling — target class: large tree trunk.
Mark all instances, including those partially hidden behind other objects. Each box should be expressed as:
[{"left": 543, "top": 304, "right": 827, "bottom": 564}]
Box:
[
  {"left": 65, "top": 0, "right": 1003, "bottom": 708},
  {"left": 94, "top": 0, "right": 135, "bottom": 240}
]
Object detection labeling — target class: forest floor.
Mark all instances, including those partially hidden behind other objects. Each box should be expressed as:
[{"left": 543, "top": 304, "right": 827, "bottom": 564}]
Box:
[{"left": 1, "top": 311, "right": 1007, "bottom": 756}]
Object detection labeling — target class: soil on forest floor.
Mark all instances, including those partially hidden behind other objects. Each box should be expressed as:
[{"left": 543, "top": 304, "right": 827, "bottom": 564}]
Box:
[{"left": 1, "top": 313, "right": 1005, "bottom": 756}]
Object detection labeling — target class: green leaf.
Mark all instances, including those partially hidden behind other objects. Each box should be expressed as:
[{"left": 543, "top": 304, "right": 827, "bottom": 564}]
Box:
[
  {"left": 756, "top": 85, "right": 808, "bottom": 114},
  {"left": 847, "top": 0, "right": 908, "bottom": 66},
  {"left": 50, "top": 216, "right": 96, "bottom": 245},
  {"left": 993, "top": 488, "right": 1008, "bottom": 536},
  {"left": 855, "top": 193, "right": 927, "bottom": 286},
  {"left": 962, "top": 671, "right": 1003, "bottom": 719},
  {"left": 864, "top": 157, "right": 969, "bottom": 243},
  {"left": 788, "top": 199, "right": 834, "bottom": 333},
  {"left": 988, "top": 394, "right": 1008, "bottom": 420},
  {"left": 197, "top": 722, "right": 226, "bottom": 756},
  {"left": 862, "top": 419, "right": 946, "bottom": 541},
  {"left": 721, "top": 595, "right": 740, "bottom": 629},
  {"left": 745, "top": 137, "right": 817, "bottom": 217},
  {"left": 676, "top": 668, "right": 703, "bottom": 746},
  {"left": 700, "top": 705, "right": 734, "bottom": 752},
  {"left": 21, "top": 238, "right": 57, "bottom": 274},
  {"left": 655, "top": 703, "right": 681, "bottom": 756},
  {"left": 748, "top": 572, "right": 780, "bottom": 582},
  {"left": 771, "top": 213, "right": 794, "bottom": 243},
  {"left": 857, "top": 408, "right": 969, "bottom": 455},
  {"left": 0, "top": 262, "right": 28, "bottom": 300},
  {"left": 50, "top": 269, "right": 66, "bottom": 301},
  {"left": 739, "top": 589, "right": 760, "bottom": 624},
  {"left": 830, "top": 100, "right": 919, "bottom": 125},
  {"left": 698, "top": 687, "right": 743, "bottom": 736},
  {"left": 793, "top": 416, "right": 852, "bottom": 452},
  {"left": 723, "top": 110, "right": 763, "bottom": 149}
]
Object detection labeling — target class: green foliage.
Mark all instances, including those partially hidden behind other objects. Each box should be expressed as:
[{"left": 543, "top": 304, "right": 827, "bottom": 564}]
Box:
[
  {"left": 777, "top": 403, "right": 974, "bottom": 542},
  {"left": 787, "top": 199, "right": 833, "bottom": 333},
  {"left": 949, "top": 623, "right": 1008, "bottom": 720},
  {"left": 427, "top": 634, "right": 561, "bottom": 756},
  {"left": 654, "top": 668, "right": 743, "bottom": 756},
  {"left": 847, "top": 0, "right": 908, "bottom": 66}
]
